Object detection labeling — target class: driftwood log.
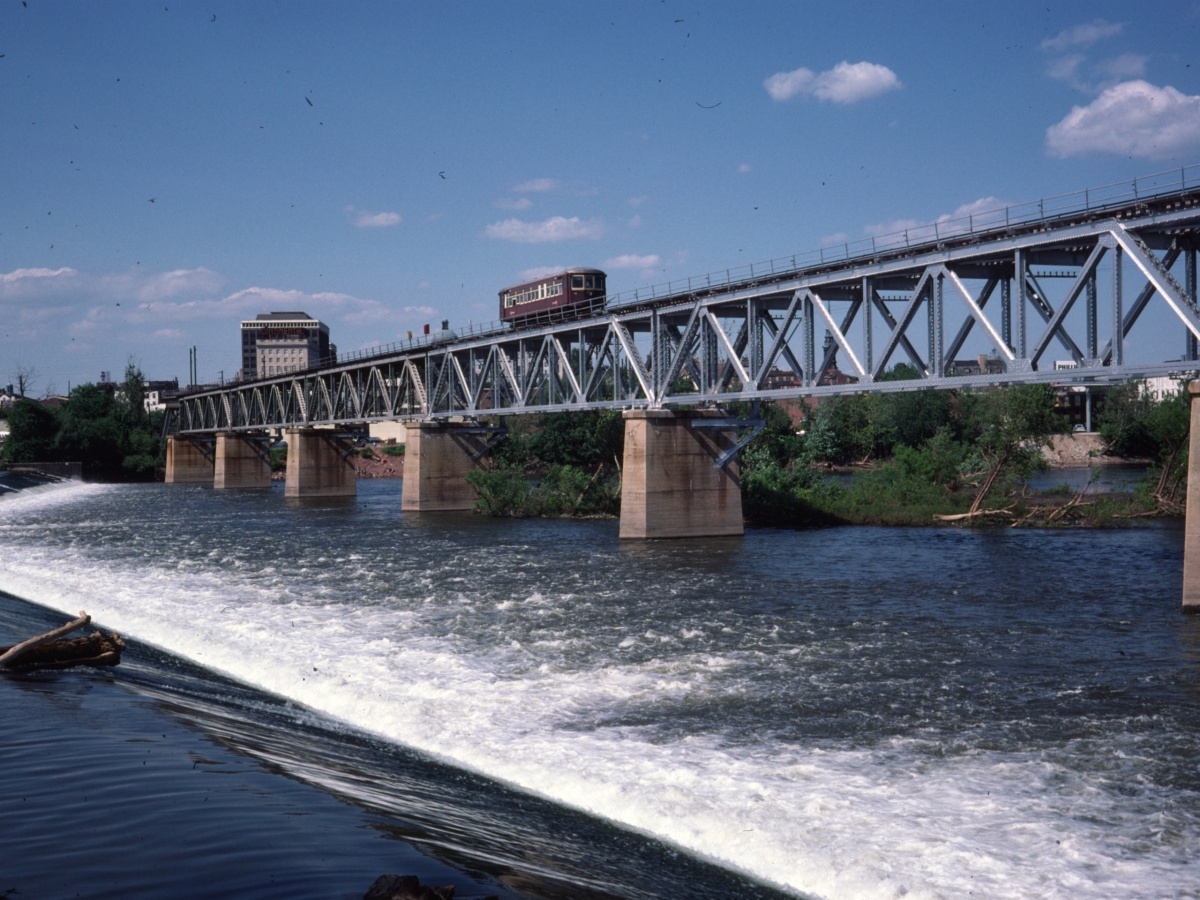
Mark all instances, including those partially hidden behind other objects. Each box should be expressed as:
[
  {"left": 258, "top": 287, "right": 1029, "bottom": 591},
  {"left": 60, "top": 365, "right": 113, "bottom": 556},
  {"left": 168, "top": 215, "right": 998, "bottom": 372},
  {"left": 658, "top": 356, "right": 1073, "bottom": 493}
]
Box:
[{"left": 0, "top": 612, "right": 125, "bottom": 671}]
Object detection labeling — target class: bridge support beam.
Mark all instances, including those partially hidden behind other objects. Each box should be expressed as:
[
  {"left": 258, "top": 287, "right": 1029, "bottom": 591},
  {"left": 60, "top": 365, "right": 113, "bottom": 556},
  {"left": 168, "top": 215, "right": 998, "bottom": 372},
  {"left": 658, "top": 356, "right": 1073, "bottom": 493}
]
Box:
[
  {"left": 401, "top": 423, "right": 483, "bottom": 512},
  {"left": 284, "top": 428, "right": 356, "bottom": 498},
  {"left": 164, "top": 435, "right": 214, "bottom": 484},
  {"left": 619, "top": 410, "right": 743, "bottom": 540},
  {"left": 1183, "top": 381, "right": 1200, "bottom": 612},
  {"left": 214, "top": 432, "right": 272, "bottom": 490}
]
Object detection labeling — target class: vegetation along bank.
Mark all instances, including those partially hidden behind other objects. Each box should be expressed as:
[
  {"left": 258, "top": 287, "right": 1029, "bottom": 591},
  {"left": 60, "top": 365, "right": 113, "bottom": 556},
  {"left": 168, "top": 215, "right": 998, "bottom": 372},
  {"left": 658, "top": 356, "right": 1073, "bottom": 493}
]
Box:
[{"left": 2, "top": 364, "right": 1188, "bottom": 528}]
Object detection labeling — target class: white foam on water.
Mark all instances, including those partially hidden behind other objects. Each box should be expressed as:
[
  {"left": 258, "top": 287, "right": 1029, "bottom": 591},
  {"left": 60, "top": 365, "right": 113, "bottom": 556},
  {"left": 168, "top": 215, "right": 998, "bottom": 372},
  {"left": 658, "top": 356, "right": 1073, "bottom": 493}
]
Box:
[{"left": 2, "top": 483, "right": 1196, "bottom": 899}]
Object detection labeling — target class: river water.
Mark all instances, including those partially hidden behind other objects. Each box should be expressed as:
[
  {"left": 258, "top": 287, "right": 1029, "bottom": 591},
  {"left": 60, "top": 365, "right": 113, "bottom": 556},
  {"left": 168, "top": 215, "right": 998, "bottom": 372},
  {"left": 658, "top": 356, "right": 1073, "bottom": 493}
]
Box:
[{"left": 2, "top": 478, "right": 1199, "bottom": 899}]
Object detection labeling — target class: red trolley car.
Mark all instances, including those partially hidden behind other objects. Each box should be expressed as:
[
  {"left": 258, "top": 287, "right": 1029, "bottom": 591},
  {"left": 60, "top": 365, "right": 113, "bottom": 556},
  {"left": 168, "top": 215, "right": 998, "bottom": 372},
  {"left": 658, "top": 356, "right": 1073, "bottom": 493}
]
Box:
[{"left": 499, "top": 268, "right": 607, "bottom": 327}]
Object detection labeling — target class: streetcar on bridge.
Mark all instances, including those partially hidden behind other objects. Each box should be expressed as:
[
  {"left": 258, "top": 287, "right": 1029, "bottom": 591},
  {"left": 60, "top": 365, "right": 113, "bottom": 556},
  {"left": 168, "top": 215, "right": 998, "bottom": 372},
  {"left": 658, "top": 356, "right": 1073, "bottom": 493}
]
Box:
[{"left": 499, "top": 267, "right": 607, "bottom": 327}]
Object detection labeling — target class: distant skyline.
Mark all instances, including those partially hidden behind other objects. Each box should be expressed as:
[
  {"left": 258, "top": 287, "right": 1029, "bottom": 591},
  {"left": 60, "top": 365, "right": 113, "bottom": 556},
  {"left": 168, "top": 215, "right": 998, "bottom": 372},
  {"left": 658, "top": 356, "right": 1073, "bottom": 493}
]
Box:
[{"left": 3, "top": 1, "right": 1200, "bottom": 394}]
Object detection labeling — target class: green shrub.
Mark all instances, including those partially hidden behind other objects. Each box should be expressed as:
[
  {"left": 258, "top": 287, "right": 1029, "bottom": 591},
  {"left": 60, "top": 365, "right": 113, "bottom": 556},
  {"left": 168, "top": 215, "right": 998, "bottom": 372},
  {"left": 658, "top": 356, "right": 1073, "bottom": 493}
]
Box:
[
  {"left": 465, "top": 463, "right": 619, "bottom": 518},
  {"left": 741, "top": 460, "right": 844, "bottom": 527},
  {"left": 466, "top": 466, "right": 537, "bottom": 517}
]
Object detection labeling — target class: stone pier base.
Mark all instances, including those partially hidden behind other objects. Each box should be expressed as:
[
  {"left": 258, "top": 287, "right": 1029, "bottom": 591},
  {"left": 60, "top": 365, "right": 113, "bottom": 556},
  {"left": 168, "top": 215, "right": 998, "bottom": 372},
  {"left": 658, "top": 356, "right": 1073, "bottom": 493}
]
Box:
[
  {"left": 618, "top": 410, "right": 743, "bottom": 539},
  {"left": 1183, "top": 381, "right": 1200, "bottom": 612},
  {"left": 284, "top": 429, "right": 356, "bottom": 498},
  {"left": 214, "top": 432, "right": 272, "bottom": 489},
  {"left": 164, "top": 435, "right": 214, "bottom": 484},
  {"left": 401, "top": 423, "right": 484, "bottom": 512}
]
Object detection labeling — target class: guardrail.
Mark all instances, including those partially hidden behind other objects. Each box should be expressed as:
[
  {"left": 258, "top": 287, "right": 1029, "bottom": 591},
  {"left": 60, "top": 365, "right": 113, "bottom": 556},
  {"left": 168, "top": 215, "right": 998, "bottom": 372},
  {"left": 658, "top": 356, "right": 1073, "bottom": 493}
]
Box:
[{"left": 601, "top": 163, "right": 1200, "bottom": 310}]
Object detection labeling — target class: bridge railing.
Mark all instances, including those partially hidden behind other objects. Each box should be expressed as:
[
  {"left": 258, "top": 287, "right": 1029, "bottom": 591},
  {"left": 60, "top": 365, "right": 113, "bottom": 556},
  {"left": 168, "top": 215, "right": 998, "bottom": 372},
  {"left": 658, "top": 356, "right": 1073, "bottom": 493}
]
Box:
[
  {"left": 205, "top": 163, "right": 1200, "bottom": 393},
  {"left": 602, "top": 163, "right": 1200, "bottom": 311},
  {"left": 317, "top": 318, "right": 509, "bottom": 368}
]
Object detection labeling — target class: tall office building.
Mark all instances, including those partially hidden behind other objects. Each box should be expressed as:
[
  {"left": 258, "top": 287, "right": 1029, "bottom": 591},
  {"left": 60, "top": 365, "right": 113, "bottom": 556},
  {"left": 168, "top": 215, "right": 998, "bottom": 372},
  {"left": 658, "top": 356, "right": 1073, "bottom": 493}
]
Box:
[{"left": 239, "top": 312, "right": 335, "bottom": 380}]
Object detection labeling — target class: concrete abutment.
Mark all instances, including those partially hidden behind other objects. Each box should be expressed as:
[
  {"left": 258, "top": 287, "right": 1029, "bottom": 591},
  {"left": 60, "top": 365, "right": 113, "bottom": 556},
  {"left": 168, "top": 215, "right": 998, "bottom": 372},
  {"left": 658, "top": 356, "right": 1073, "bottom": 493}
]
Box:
[
  {"left": 618, "top": 409, "right": 743, "bottom": 539},
  {"left": 400, "top": 423, "right": 484, "bottom": 512},
  {"left": 1183, "top": 381, "right": 1200, "bottom": 612},
  {"left": 214, "top": 432, "right": 272, "bottom": 489},
  {"left": 164, "top": 435, "right": 214, "bottom": 484},
  {"left": 284, "top": 428, "right": 356, "bottom": 498}
]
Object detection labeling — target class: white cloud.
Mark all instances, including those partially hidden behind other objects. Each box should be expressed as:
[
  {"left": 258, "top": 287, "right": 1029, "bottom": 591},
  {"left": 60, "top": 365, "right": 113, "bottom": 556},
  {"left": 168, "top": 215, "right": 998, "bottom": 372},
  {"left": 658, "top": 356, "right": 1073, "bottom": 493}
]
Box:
[
  {"left": 1, "top": 264, "right": 393, "bottom": 344},
  {"left": 1, "top": 266, "right": 224, "bottom": 311},
  {"left": 866, "top": 197, "right": 1012, "bottom": 241},
  {"left": 130, "top": 267, "right": 224, "bottom": 302},
  {"left": 347, "top": 207, "right": 402, "bottom": 228},
  {"left": 864, "top": 217, "right": 925, "bottom": 239},
  {"left": 516, "top": 266, "right": 567, "bottom": 283},
  {"left": 1046, "top": 54, "right": 1085, "bottom": 85},
  {"left": 1096, "top": 53, "right": 1148, "bottom": 82},
  {"left": 1040, "top": 19, "right": 1123, "bottom": 53},
  {"left": 1046, "top": 80, "right": 1200, "bottom": 159},
  {"left": 738, "top": 163, "right": 752, "bottom": 173},
  {"left": 484, "top": 216, "right": 605, "bottom": 243},
  {"left": 495, "top": 197, "right": 533, "bottom": 211},
  {"left": 1047, "top": 50, "right": 1147, "bottom": 92},
  {"left": 0, "top": 266, "right": 79, "bottom": 286},
  {"left": 0, "top": 267, "right": 81, "bottom": 304},
  {"left": 217, "top": 287, "right": 392, "bottom": 326},
  {"left": 764, "top": 67, "right": 815, "bottom": 101},
  {"left": 512, "top": 178, "right": 561, "bottom": 193},
  {"left": 764, "top": 61, "right": 901, "bottom": 104},
  {"left": 604, "top": 254, "right": 661, "bottom": 270}
]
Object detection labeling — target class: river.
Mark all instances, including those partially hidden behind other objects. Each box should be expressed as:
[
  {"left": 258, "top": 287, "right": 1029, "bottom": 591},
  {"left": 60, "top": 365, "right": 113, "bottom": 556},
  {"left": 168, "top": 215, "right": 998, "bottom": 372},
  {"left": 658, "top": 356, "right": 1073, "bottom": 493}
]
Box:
[{"left": 2, "top": 478, "right": 1199, "bottom": 898}]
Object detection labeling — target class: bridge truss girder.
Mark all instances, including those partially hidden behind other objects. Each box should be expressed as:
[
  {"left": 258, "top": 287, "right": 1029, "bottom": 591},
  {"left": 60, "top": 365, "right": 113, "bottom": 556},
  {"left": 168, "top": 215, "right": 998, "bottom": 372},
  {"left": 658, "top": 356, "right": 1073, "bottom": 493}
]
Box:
[{"left": 176, "top": 200, "right": 1200, "bottom": 434}]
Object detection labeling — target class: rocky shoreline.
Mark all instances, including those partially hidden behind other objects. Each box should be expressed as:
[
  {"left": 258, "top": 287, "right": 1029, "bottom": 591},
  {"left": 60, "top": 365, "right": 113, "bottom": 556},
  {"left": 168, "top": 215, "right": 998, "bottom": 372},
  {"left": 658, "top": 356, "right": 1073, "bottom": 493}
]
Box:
[
  {"left": 353, "top": 450, "right": 404, "bottom": 479},
  {"left": 1041, "top": 432, "right": 1130, "bottom": 467}
]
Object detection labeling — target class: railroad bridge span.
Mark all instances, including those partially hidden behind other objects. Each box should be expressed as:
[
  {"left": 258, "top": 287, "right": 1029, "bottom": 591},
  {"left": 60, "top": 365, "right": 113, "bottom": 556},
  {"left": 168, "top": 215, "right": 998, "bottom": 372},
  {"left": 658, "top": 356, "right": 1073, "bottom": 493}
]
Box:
[{"left": 166, "top": 168, "right": 1200, "bottom": 576}]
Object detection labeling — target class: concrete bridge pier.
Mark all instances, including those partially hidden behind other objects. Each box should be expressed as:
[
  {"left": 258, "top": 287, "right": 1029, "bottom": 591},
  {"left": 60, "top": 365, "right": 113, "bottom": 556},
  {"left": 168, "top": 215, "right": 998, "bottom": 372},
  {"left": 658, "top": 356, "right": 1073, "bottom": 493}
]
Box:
[
  {"left": 284, "top": 428, "right": 356, "bottom": 498},
  {"left": 214, "top": 432, "right": 273, "bottom": 489},
  {"left": 619, "top": 409, "right": 743, "bottom": 539},
  {"left": 401, "top": 422, "right": 487, "bottom": 512},
  {"left": 164, "top": 435, "right": 214, "bottom": 484},
  {"left": 1183, "top": 381, "right": 1200, "bottom": 612}
]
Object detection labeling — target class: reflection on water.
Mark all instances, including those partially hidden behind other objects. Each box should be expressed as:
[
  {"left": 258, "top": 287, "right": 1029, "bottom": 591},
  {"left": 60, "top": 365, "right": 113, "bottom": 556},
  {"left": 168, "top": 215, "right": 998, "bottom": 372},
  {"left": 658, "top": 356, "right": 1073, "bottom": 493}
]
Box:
[{"left": 1025, "top": 463, "right": 1147, "bottom": 493}]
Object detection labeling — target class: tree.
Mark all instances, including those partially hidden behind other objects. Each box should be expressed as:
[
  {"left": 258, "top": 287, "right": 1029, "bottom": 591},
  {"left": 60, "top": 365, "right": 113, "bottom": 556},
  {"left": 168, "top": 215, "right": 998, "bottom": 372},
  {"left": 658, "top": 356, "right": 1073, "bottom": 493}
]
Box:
[
  {"left": 960, "top": 384, "right": 1062, "bottom": 516},
  {"left": 1097, "top": 382, "right": 1156, "bottom": 458},
  {"left": 527, "top": 409, "right": 624, "bottom": 468},
  {"left": 1, "top": 398, "right": 60, "bottom": 463},
  {"left": 12, "top": 363, "right": 37, "bottom": 398},
  {"left": 5, "top": 364, "right": 165, "bottom": 481},
  {"left": 117, "top": 363, "right": 148, "bottom": 430},
  {"left": 54, "top": 384, "right": 124, "bottom": 478},
  {"left": 1140, "top": 383, "right": 1190, "bottom": 507}
]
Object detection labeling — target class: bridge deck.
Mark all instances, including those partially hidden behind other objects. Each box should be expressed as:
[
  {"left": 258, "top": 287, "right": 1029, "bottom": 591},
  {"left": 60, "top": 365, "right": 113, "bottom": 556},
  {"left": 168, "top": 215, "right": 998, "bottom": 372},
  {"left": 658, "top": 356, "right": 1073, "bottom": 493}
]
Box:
[{"left": 174, "top": 167, "right": 1200, "bottom": 434}]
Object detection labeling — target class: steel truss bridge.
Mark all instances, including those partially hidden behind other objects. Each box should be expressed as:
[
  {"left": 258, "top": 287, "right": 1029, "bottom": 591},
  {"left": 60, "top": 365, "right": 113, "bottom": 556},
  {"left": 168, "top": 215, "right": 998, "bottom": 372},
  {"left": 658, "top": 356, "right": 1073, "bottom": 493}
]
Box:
[{"left": 174, "top": 167, "right": 1200, "bottom": 436}]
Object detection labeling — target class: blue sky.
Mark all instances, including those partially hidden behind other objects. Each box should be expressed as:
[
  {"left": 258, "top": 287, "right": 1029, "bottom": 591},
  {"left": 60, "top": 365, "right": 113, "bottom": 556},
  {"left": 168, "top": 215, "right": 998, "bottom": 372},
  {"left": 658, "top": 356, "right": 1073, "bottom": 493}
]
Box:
[{"left": 3, "top": 1, "right": 1199, "bottom": 394}]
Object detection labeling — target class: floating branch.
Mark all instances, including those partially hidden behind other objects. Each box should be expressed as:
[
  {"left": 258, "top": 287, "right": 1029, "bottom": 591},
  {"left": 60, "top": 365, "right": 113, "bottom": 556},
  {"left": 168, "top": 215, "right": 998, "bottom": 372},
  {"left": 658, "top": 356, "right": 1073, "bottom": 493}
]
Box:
[{"left": 0, "top": 611, "right": 126, "bottom": 671}]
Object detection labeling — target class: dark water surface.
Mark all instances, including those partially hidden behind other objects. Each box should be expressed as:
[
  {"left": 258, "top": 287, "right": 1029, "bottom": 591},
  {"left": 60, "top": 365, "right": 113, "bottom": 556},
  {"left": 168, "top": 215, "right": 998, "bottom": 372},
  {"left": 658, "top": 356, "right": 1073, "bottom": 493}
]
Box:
[{"left": 3, "top": 479, "right": 1200, "bottom": 899}]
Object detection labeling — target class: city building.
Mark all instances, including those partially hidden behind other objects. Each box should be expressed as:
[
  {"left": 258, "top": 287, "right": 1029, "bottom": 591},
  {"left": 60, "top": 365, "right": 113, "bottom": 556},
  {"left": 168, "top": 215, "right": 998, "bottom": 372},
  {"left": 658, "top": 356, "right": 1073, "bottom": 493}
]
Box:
[
  {"left": 143, "top": 379, "right": 182, "bottom": 414},
  {"left": 239, "top": 312, "right": 335, "bottom": 380}
]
